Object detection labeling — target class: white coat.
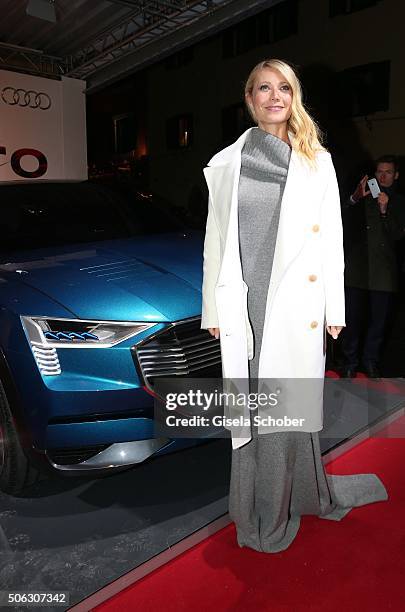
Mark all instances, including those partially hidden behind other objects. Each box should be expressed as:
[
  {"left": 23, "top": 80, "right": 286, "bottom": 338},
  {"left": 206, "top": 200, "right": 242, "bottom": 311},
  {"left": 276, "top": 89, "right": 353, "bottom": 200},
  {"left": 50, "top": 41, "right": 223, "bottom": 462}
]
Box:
[{"left": 200, "top": 127, "right": 346, "bottom": 449}]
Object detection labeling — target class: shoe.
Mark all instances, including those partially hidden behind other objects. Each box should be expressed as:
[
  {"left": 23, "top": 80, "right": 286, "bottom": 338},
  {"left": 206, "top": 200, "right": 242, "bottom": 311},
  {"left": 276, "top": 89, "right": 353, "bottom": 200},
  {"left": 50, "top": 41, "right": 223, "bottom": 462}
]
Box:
[
  {"left": 363, "top": 364, "right": 381, "bottom": 379},
  {"left": 340, "top": 366, "right": 357, "bottom": 378}
]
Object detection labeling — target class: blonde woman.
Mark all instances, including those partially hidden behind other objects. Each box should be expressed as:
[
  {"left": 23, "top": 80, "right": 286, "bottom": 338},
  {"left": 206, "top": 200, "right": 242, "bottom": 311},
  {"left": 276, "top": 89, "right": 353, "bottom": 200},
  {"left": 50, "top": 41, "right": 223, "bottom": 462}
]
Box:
[{"left": 201, "top": 59, "right": 387, "bottom": 552}]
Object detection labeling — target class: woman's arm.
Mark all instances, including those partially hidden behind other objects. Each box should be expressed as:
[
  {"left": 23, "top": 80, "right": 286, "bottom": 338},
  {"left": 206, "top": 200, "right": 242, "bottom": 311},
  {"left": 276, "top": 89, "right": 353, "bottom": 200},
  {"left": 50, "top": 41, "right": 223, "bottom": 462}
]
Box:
[
  {"left": 320, "top": 156, "right": 346, "bottom": 329},
  {"left": 201, "top": 194, "right": 221, "bottom": 331}
]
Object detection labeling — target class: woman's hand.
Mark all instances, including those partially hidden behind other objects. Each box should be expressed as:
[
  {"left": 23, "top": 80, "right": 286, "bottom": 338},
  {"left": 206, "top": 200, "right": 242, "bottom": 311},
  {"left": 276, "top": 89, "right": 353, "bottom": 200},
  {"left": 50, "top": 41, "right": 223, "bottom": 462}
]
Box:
[
  {"left": 326, "top": 325, "right": 344, "bottom": 340},
  {"left": 208, "top": 327, "right": 220, "bottom": 340}
]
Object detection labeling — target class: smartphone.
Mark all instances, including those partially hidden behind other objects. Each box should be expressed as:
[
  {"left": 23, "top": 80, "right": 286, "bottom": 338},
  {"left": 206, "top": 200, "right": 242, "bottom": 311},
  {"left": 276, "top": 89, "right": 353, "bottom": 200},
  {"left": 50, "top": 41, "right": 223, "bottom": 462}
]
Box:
[{"left": 367, "top": 178, "right": 381, "bottom": 199}]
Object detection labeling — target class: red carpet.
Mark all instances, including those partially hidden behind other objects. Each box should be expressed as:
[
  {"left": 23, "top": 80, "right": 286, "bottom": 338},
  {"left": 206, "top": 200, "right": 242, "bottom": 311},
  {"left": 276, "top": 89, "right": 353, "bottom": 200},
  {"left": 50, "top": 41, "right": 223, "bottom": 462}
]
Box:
[{"left": 95, "top": 435, "right": 405, "bottom": 612}]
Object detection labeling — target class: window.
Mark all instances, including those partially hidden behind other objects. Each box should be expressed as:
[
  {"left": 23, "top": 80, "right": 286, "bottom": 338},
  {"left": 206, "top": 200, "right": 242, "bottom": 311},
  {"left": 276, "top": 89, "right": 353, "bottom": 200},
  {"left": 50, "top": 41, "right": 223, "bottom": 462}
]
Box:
[
  {"left": 113, "top": 113, "right": 137, "bottom": 155},
  {"left": 165, "top": 46, "right": 194, "bottom": 70},
  {"left": 166, "top": 114, "right": 193, "bottom": 149},
  {"left": 222, "top": 103, "right": 251, "bottom": 143},
  {"left": 330, "top": 61, "right": 390, "bottom": 117},
  {"left": 222, "top": 0, "right": 298, "bottom": 59},
  {"left": 329, "top": 0, "right": 379, "bottom": 17}
]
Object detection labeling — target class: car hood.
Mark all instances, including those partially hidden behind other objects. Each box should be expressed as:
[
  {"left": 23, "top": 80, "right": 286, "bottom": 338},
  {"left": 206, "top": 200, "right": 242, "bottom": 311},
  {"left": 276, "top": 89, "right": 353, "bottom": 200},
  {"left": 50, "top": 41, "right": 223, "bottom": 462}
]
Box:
[{"left": 0, "top": 234, "right": 204, "bottom": 321}]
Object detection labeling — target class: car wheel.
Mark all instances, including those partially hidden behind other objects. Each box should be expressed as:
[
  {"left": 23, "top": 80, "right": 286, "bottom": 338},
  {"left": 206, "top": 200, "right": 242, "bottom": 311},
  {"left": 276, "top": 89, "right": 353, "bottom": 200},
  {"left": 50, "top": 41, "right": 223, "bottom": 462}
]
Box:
[{"left": 0, "top": 380, "right": 40, "bottom": 495}]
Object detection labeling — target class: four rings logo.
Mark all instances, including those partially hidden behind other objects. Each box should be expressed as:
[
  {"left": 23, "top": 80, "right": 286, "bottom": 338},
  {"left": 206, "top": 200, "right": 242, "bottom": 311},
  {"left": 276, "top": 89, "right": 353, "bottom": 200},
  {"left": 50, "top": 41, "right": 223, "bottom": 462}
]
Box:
[{"left": 1, "top": 87, "right": 51, "bottom": 110}]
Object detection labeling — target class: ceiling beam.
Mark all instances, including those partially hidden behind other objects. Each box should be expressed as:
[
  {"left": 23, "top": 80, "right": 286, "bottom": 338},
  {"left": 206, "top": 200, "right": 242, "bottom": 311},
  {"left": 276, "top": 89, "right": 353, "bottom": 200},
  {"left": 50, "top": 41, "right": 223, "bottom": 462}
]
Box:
[{"left": 82, "top": 0, "right": 282, "bottom": 93}]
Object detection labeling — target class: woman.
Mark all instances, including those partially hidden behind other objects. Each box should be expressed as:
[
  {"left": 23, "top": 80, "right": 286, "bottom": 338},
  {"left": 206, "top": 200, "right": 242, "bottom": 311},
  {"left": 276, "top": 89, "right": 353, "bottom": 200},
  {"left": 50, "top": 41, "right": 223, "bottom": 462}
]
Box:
[{"left": 200, "top": 59, "right": 388, "bottom": 553}]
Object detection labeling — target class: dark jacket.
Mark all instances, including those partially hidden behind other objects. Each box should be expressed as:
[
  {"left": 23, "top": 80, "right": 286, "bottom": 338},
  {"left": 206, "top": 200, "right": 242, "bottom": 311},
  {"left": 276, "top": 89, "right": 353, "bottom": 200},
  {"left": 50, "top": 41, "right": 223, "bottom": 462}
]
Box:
[{"left": 342, "top": 185, "right": 405, "bottom": 292}]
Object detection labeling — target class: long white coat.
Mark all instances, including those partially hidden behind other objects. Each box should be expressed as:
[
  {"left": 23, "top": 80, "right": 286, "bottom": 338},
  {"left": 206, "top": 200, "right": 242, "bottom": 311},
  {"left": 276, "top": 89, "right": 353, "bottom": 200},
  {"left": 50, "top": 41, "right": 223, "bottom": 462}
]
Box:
[{"left": 200, "top": 127, "right": 346, "bottom": 449}]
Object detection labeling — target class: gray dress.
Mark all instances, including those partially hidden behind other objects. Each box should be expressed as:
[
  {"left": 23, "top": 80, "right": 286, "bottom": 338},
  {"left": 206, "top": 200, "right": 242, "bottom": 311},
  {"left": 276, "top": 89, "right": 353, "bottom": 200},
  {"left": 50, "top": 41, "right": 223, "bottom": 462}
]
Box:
[{"left": 228, "top": 127, "right": 388, "bottom": 553}]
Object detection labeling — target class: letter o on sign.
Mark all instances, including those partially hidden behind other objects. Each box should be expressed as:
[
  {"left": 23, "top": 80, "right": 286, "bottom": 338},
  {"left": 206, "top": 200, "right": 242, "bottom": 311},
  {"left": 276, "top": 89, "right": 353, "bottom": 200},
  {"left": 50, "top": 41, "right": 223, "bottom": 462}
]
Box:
[{"left": 11, "top": 148, "right": 48, "bottom": 178}]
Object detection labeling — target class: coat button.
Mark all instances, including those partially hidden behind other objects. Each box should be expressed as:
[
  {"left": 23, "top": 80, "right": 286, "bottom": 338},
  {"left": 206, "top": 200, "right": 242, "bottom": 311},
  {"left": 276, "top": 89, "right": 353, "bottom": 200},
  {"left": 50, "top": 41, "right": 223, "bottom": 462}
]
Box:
[
  {"left": 310, "top": 321, "right": 318, "bottom": 329},
  {"left": 308, "top": 274, "right": 317, "bottom": 282},
  {"left": 312, "top": 224, "right": 320, "bottom": 232}
]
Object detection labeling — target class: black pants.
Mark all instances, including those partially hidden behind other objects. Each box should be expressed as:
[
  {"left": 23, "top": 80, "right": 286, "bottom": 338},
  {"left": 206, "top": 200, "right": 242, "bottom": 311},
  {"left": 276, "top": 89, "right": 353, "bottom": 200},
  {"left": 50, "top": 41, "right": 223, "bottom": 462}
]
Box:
[{"left": 340, "top": 286, "right": 394, "bottom": 369}]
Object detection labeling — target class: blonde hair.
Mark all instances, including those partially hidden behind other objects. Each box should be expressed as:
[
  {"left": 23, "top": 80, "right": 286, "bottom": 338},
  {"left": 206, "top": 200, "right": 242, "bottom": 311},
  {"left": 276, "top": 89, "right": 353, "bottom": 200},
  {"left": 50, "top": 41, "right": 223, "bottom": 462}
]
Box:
[{"left": 244, "top": 59, "right": 325, "bottom": 164}]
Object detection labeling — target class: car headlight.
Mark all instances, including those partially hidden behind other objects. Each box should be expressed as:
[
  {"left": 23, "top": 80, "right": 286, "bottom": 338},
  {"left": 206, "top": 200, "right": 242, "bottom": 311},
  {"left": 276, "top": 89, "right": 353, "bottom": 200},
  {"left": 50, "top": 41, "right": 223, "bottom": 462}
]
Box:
[
  {"left": 21, "top": 316, "right": 155, "bottom": 349},
  {"left": 21, "top": 316, "right": 156, "bottom": 376}
]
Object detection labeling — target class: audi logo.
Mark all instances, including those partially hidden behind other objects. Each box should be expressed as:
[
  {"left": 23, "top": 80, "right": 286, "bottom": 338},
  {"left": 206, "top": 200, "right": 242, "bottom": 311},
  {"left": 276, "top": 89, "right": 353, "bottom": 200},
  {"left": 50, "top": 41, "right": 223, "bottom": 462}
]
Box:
[{"left": 1, "top": 87, "right": 51, "bottom": 110}]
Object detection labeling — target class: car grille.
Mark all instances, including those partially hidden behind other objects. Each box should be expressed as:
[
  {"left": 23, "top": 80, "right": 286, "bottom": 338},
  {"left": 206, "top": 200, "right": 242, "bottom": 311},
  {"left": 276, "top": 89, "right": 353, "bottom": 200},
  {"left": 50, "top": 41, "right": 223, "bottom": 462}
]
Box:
[{"left": 133, "top": 317, "right": 222, "bottom": 390}]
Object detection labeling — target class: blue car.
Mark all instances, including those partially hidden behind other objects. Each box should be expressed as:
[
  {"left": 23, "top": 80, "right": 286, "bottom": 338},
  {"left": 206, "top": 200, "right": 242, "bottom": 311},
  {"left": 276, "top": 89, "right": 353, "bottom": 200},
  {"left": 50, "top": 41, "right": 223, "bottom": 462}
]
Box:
[{"left": 0, "top": 181, "right": 221, "bottom": 494}]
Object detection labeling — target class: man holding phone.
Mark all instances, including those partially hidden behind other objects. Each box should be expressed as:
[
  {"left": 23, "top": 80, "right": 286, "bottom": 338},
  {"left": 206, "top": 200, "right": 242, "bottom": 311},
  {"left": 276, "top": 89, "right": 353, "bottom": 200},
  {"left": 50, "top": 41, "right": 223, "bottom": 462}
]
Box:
[{"left": 340, "top": 155, "right": 405, "bottom": 378}]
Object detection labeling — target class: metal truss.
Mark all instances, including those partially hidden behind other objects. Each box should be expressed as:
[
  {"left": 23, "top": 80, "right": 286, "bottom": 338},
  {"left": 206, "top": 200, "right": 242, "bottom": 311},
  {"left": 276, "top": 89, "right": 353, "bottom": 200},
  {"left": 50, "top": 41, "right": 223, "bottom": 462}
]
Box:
[
  {"left": 65, "top": 0, "right": 229, "bottom": 80},
  {"left": 0, "top": 42, "right": 71, "bottom": 78},
  {"left": 0, "top": 0, "right": 279, "bottom": 86}
]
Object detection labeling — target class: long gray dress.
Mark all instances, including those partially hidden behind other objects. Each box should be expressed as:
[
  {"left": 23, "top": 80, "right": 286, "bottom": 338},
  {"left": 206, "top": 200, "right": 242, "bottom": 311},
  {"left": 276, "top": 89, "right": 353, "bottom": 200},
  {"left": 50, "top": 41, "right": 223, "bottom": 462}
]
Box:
[{"left": 228, "top": 127, "right": 388, "bottom": 553}]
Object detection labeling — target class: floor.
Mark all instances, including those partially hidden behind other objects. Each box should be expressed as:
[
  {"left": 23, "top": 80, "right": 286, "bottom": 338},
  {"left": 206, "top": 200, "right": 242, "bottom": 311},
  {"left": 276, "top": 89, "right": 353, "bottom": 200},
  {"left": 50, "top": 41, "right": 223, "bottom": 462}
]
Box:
[{"left": 0, "top": 375, "right": 404, "bottom": 611}]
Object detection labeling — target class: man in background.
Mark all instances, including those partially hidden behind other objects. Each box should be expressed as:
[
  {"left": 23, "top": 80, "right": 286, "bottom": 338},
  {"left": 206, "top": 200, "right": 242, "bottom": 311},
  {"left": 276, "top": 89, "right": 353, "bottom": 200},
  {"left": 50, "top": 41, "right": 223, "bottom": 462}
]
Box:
[{"left": 340, "top": 155, "right": 405, "bottom": 378}]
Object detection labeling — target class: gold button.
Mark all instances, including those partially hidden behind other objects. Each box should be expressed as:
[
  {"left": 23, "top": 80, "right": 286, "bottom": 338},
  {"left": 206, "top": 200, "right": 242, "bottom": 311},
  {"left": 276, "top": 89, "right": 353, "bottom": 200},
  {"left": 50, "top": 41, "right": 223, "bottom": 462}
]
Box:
[
  {"left": 308, "top": 274, "right": 317, "bottom": 282},
  {"left": 310, "top": 321, "right": 318, "bottom": 329},
  {"left": 312, "top": 224, "right": 320, "bottom": 232}
]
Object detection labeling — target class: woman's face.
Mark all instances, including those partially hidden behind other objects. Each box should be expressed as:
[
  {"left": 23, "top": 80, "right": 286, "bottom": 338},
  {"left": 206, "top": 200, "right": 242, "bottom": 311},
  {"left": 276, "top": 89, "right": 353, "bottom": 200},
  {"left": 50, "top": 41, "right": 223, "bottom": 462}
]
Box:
[{"left": 246, "top": 67, "right": 293, "bottom": 129}]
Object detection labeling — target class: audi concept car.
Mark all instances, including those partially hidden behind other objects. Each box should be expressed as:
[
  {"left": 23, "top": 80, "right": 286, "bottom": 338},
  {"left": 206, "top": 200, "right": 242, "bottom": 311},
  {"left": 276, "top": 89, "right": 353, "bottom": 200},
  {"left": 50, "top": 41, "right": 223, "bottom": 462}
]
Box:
[{"left": 0, "top": 181, "right": 220, "bottom": 494}]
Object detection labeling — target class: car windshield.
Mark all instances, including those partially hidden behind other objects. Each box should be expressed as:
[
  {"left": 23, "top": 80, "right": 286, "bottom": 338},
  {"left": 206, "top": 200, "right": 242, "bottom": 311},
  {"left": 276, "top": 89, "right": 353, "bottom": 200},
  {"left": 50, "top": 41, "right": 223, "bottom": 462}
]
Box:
[{"left": 0, "top": 182, "right": 185, "bottom": 257}]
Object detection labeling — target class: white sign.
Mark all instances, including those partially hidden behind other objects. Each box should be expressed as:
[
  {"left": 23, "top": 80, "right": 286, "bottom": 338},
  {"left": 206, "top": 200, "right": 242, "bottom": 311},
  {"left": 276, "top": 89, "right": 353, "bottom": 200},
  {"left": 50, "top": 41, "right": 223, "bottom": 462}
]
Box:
[{"left": 0, "top": 70, "right": 87, "bottom": 182}]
